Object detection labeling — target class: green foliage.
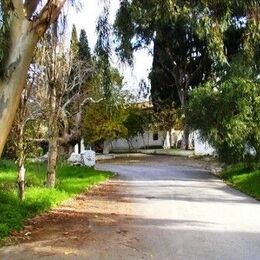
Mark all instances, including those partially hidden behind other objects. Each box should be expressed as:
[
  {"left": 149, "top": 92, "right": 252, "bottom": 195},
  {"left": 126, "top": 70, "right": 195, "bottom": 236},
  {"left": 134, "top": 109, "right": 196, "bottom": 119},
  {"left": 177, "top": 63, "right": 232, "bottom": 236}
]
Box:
[
  {"left": 83, "top": 100, "right": 128, "bottom": 145},
  {"left": 0, "top": 160, "right": 112, "bottom": 241},
  {"left": 69, "top": 26, "right": 93, "bottom": 100},
  {"left": 220, "top": 164, "right": 260, "bottom": 200},
  {"left": 2, "top": 120, "right": 43, "bottom": 160},
  {"left": 78, "top": 29, "right": 91, "bottom": 61},
  {"left": 114, "top": 0, "right": 259, "bottom": 64},
  {"left": 82, "top": 59, "right": 128, "bottom": 146},
  {"left": 114, "top": 0, "right": 260, "bottom": 145},
  {"left": 152, "top": 107, "right": 183, "bottom": 132},
  {"left": 188, "top": 76, "right": 260, "bottom": 164},
  {"left": 150, "top": 14, "right": 212, "bottom": 110},
  {"left": 70, "top": 24, "right": 79, "bottom": 57},
  {"left": 2, "top": 136, "right": 16, "bottom": 160},
  {"left": 95, "top": 3, "right": 111, "bottom": 95},
  {"left": 123, "top": 108, "right": 152, "bottom": 139}
]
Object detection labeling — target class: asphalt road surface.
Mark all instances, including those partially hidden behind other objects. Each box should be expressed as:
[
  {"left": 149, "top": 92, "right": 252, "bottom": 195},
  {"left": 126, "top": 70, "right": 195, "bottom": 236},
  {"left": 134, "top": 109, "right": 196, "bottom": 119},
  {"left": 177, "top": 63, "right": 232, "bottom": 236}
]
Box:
[{"left": 0, "top": 155, "right": 260, "bottom": 259}]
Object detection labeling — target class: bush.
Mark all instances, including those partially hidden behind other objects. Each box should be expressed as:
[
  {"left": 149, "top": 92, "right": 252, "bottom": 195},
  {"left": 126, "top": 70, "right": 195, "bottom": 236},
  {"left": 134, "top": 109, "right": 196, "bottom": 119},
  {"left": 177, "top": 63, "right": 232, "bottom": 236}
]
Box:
[
  {"left": 220, "top": 164, "right": 260, "bottom": 199},
  {"left": 188, "top": 77, "right": 260, "bottom": 165}
]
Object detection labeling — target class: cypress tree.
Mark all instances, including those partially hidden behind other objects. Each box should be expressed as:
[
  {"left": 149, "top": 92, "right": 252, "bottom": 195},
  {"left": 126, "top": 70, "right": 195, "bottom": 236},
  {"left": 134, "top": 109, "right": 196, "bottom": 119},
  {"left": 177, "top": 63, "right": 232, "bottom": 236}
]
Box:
[
  {"left": 78, "top": 29, "right": 91, "bottom": 61},
  {"left": 70, "top": 24, "right": 79, "bottom": 57}
]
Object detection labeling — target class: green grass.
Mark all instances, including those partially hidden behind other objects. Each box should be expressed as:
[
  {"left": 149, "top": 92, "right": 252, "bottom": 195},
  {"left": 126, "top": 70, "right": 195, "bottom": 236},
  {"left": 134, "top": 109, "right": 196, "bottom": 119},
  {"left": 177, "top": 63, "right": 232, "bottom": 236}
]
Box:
[
  {"left": 0, "top": 160, "right": 113, "bottom": 242},
  {"left": 220, "top": 163, "right": 260, "bottom": 200}
]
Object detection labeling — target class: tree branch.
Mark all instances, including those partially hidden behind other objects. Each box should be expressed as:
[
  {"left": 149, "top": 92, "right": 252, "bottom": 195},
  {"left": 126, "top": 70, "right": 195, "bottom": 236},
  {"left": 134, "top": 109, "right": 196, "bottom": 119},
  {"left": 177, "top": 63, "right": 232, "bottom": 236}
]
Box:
[
  {"left": 23, "top": 0, "right": 41, "bottom": 19},
  {"left": 11, "top": 0, "right": 24, "bottom": 16},
  {"left": 33, "top": 0, "right": 67, "bottom": 36}
]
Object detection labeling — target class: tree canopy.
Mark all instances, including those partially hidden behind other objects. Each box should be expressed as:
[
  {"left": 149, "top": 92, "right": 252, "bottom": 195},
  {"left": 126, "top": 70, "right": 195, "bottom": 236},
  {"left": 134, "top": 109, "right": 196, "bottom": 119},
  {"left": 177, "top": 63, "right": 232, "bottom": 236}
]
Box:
[{"left": 114, "top": 0, "right": 259, "bottom": 64}]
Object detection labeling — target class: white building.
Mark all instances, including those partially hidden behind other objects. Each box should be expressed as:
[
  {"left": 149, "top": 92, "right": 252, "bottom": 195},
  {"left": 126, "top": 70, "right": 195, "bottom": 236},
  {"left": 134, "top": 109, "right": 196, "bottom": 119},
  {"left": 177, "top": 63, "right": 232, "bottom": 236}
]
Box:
[
  {"left": 107, "top": 131, "right": 165, "bottom": 153},
  {"left": 105, "top": 130, "right": 215, "bottom": 156},
  {"left": 193, "top": 131, "right": 215, "bottom": 156},
  {"left": 103, "top": 129, "right": 183, "bottom": 153}
]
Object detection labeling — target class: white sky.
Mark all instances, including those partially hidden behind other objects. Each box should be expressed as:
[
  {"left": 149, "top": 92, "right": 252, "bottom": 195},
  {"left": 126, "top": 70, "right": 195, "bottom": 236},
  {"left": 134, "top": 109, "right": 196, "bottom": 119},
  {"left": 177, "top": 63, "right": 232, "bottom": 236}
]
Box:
[{"left": 69, "top": 1, "right": 153, "bottom": 96}]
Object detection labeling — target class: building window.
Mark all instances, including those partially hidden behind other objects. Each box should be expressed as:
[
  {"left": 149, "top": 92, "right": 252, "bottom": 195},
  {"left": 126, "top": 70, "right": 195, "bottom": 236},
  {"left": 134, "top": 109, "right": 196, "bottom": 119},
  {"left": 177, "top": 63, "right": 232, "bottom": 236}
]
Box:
[{"left": 153, "top": 133, "right": 159, "bottom": 141}]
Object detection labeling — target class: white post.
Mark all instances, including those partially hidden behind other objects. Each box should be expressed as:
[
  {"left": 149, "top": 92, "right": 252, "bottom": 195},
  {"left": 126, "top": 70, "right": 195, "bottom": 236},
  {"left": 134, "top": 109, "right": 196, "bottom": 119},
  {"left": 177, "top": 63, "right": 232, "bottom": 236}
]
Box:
[
  {"left": 163, "top": 131, "right": 171, "bottom": 149},
  {"left": 74, "top": 144, "right": 79, "bottom": 154},
  {"left": 81, "top": 139, "right": 85, "bottom": 152}
]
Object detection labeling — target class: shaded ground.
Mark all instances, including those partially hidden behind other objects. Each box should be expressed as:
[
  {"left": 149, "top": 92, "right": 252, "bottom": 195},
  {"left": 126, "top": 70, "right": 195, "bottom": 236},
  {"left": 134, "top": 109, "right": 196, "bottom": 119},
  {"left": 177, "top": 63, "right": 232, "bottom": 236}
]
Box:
[
  {"left": 0, "top": 155, "right": 260, "bottom": 259},
  {"left": 0, "top": 181, "right": 143, "bottom": 259}
]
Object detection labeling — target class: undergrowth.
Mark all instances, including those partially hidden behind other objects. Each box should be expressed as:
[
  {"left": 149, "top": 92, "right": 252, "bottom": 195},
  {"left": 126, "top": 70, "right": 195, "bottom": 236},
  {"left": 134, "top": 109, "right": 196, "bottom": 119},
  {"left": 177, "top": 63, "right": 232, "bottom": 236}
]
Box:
[
  {"left": 220, "top": 163, "right": 260, "bottom": 200},
  {"left": 0, "top": 160, "right": 112, "bottom": 242}
]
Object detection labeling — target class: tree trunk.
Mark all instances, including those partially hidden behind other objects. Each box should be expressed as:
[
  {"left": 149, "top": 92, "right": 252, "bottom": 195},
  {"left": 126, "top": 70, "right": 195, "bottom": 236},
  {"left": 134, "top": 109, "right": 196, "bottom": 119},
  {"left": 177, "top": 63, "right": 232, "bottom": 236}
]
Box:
[
  {"left": 47, "top": 137, "right": 58, "bottom": 188},
  {"left": 17, "top": 130, "right": 26, "bottom": 201},
  {"left": 16, "top": 125, "right": 26, "bottom": 200},
  {"left": 169, "top": 129, "right": 173, "bottom": 148},
  {"left": 103, "top": 140, "right": 111, "bottom": 154},
  {"left": 0, "top": 20, "right": 38, "bottom": 156},
  {"left": 0, "top": 0, "right": 67, "bottom": 157},
  {"left": 47, "top": 105, "right": 59, "bottom": 187},
  {"left": 179, "top": 86, "right": 190, "bottom": 150},
  {"left": 17, "top": 164, "right": 26, "bottom": 201},
  {"left": 163, "top": 131, "right": 171, "bottom": 149},
  {"left": 182, "top": 123, "right": 190, "bottom": 150},
  {"left": 127, "top": 139, "right": 131, "bottom": 151}
]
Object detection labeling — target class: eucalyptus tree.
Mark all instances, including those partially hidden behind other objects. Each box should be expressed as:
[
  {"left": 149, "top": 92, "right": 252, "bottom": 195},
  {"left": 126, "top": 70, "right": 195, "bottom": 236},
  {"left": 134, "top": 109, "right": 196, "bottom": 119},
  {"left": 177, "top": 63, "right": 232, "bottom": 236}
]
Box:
[
  {"left": 0, "top": 0, "right": 69, "bottom": 156},
  {"left": 150, "top": 21, "right": 212, "bottom": 149},
  {"left": 114, "top": 0, "right": 259, "bottom": 149},
  {"left": 115, "top": 0, "right": 259, "bottom": 63}
]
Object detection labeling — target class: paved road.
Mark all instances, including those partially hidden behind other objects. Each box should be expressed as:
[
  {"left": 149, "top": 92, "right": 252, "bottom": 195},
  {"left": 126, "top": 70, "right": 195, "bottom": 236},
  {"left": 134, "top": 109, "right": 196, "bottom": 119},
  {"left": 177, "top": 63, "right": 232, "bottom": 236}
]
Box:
[
  {"left": 1, "top": 156, "right": 260, "bottom": 259},
  {"left": 96, "top": 157, "right": 260, "bottom": 260}
]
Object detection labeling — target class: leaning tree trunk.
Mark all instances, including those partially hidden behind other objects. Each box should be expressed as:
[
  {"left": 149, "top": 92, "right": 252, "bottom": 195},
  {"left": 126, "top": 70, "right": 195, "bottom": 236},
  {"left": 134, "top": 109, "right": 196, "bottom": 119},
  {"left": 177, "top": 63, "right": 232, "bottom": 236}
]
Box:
[
  {"left": 0, "top": 0, "right": 67, "bottom": 157},
  {"left": 0, "top": 22, "right": 38, "bottom": 156}
]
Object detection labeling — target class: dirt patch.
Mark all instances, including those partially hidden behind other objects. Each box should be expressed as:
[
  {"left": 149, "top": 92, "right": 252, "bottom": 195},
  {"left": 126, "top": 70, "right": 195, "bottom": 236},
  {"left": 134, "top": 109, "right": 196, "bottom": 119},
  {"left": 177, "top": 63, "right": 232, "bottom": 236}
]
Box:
[{"left": 1, "top": 180, "right": 138, "bottom": 259}]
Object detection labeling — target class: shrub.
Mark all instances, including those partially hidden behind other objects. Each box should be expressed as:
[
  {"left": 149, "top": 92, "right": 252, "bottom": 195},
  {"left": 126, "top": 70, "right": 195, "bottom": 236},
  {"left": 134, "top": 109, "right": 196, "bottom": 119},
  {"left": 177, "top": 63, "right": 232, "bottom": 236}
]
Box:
[{"left": 188, "top": 77, "right": 260, "bottom": 165}]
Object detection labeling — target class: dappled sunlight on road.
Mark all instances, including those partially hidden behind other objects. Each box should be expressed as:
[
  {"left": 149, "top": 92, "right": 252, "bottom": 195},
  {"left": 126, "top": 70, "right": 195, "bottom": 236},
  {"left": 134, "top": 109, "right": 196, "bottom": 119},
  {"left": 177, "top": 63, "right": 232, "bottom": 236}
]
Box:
[{"left": 1, "top": 156, "right": 260, "bottom": 259}]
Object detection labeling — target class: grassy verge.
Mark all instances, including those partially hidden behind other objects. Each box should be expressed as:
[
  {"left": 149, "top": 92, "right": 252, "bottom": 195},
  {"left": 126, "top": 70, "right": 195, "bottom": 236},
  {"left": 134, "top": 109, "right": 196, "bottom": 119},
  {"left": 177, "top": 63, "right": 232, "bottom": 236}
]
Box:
[
  {"left": 220, "top": 163, "right": 260, "bottom": 200},
  {"left": 0, "top": 160, "right": 113, "bottom": 242}
]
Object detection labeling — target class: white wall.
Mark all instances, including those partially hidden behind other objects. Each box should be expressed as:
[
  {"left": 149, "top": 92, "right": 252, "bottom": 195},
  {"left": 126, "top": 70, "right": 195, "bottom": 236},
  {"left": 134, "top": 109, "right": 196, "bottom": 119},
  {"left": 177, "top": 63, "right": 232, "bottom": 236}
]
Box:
[
  {"left": 110, "top": 131, "right": 165, "bottom": 151},
  {"left": 194, "top": 131, "right": 215, "bottom": 156}
]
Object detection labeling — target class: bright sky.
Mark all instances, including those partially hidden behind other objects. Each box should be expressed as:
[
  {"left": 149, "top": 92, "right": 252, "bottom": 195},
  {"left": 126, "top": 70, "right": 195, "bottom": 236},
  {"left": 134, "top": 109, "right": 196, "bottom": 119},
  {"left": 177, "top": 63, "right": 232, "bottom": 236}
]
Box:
[{"left": 69, "top": 1, "right": 153, "bottom": 96}]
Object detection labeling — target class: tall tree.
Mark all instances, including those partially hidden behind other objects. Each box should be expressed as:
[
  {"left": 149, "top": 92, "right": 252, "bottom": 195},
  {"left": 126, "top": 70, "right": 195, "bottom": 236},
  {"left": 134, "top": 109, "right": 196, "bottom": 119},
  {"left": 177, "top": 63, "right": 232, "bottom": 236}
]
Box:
[
  {"left": 114, "top": 0, "right": 259, "bottom": 149},
  {"left": 150, "top": 20, "right": 212, "bottom": 149},
  {"left": 35, "top": 26, "right": 93, "bottom": 187},
  {"left": 95, "top": 2, "right": 113, "bottom": 98},
  {"left": 0, "top": 0, "right": 67, "bottom": 156},
  {"left": 70, "top": 24, "right": 79, "bottom": 58},
  {"left": 83, "top": 66, "right": 129, "bottom": 153},
  {"left": 78, "top": 29, "right": 91, "bottom": 61}
]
